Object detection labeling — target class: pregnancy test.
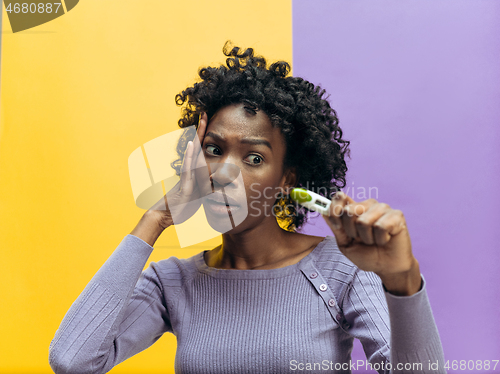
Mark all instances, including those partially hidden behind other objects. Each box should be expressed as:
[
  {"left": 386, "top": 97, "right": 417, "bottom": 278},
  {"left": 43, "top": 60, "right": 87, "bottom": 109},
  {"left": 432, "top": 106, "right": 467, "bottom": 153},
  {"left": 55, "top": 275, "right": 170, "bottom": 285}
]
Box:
[{"left": 290, "top": 188, "right": 332, "bottom": 216}]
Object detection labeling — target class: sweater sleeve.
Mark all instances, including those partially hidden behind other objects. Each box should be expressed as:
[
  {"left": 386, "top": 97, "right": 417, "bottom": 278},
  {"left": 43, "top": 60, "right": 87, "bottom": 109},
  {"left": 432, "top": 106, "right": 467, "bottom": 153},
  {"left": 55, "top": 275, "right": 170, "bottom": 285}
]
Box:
[
  {"left": 384, "top": 276, "right": 446, "bottom": 373},
  {"left": 48, "top": 234, "right": 172, "bottom": 374},
  {"left": 342, "top": 270, "right": 446, "bottom": 374}
]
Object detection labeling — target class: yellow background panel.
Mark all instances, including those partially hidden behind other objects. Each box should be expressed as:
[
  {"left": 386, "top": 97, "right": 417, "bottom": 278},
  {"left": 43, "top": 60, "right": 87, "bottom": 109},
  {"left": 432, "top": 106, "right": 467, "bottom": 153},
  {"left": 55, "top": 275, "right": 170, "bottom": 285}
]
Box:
[{"left": 0, "top": 1, "right": 291, "bottom": 373}]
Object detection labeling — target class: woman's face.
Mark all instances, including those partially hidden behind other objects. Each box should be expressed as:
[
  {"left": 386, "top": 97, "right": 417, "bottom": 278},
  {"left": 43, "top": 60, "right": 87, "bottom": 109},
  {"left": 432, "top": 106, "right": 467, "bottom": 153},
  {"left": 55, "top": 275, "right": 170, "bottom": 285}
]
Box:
[{"left": 195, "top": 103, "right": 294, "bottom": 234}]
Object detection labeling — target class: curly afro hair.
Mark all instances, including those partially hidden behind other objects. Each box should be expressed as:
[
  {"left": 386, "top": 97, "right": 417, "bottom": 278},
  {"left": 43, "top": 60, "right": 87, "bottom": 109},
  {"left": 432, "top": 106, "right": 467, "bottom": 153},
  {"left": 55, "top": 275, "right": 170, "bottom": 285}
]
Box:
[{"left": 172, "top": 41, "right": 350, "bottom": 232}]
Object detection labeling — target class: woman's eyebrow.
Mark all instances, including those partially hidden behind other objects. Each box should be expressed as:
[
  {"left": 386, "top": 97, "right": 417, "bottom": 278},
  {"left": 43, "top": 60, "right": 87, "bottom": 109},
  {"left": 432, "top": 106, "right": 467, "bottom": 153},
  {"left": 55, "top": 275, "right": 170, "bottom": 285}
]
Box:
[
  {"left": 240, "top": 138, "right": 272, "bottom": 150},
  {"left": 205, "top": 132, "right": 272, "bottom": 150}
]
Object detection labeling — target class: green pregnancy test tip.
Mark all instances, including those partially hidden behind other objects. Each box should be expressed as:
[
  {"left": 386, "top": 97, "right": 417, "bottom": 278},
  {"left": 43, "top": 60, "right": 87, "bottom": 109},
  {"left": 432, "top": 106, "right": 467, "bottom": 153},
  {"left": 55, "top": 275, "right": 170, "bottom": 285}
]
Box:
[{"left": 290, "top": 188, "right": 312, "bottom": 203}]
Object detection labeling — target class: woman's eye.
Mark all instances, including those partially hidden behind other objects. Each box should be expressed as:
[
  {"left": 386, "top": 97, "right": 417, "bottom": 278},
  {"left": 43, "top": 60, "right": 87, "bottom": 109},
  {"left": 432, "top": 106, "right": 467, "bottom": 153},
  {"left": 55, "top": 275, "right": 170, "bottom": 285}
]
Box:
[
  {"left": 246, "top": 154, "right": 263, "bottom": 165},
  {"left": 205, "top": 145, "right": 221, "bottom": 156}
]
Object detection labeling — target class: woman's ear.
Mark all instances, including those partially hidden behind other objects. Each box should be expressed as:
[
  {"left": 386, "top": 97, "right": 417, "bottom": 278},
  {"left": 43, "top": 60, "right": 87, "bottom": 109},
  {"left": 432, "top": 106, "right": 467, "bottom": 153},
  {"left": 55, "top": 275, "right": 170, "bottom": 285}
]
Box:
[{"left": 281, "top": 167, "right": 298, "bottom": 195}]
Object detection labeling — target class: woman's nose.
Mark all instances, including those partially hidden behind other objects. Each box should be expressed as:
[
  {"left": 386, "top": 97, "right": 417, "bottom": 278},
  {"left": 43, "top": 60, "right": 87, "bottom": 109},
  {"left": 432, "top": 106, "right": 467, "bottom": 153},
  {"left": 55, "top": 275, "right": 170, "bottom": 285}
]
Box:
[{"left": 209, "top": 162, "right": 240, "bottom": 190}]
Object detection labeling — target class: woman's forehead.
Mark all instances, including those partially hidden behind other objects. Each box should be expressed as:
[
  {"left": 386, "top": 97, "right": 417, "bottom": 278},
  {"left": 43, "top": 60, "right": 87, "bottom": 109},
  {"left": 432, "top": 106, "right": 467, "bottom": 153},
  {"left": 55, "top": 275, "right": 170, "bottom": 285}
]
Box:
[{"left": 207, "top": 103, "right": 279, "bottom": 139}]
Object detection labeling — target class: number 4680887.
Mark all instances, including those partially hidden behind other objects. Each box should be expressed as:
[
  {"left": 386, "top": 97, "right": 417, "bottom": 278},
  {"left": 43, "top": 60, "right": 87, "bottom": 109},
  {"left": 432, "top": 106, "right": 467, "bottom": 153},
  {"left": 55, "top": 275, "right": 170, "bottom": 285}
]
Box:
[
  {"left": 5, "top": 3, "right": 62, "bottom": 14},
  {"left": 444, "top": 360, "right": 499, "bottom": 371}
]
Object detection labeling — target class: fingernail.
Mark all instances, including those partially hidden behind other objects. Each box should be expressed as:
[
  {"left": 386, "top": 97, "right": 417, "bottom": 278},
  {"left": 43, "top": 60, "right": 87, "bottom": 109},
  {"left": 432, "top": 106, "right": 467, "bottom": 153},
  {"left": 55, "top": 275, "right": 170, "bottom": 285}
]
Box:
[{"left": 334, "top": 191, "right": 345, "bottom": 200}]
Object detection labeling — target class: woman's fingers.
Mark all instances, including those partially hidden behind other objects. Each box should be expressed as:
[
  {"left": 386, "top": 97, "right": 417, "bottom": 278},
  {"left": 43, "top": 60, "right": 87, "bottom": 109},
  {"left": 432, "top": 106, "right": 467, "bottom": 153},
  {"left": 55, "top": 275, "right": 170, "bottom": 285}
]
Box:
[
  {"left": 325, "top": 194, "right": 414, "bottom": 279},
  {"left": 327, "top": 193, "right": 404, "bottom": 247},
  {"left": 328, "top": 192, "right": 350, "bottom": 229},
  {"left": 325, "top": 192, "right": 352, "bottom": 247},
  {"left": 341, "top": 203, "right": 368, "bottom": 240},
  {"left": 354, "top": 202, "right": 391, "bottom": 245},
  {"left": 193, "top": 112, "right": 208, "bottom": 164},
  {"left": 329, "top": 192, "right": 368, "bottom": 237},
  {"left": 197, "top": 112, "right": 208, "bottom": 142},
  {"left": 372, "top": 209, "right": 406, "bottom": 247},
  {"left": 180, "top": 113, "right": 207, "bottom": 189},
  {"left": 180, "top": 140, "right": 194, "bottom": 192}
]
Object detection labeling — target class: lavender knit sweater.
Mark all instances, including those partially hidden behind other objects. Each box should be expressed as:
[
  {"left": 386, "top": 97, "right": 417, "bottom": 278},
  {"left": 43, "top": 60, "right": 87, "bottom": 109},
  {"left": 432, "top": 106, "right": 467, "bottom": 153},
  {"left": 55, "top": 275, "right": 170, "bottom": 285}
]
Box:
[{"left": 49, "top": 234, "right": 446, "bottom": 374}]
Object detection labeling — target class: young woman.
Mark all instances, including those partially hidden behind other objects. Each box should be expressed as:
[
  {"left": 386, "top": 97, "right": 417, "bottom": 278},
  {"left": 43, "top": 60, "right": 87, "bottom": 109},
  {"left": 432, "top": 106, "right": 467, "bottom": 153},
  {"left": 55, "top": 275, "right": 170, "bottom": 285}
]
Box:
[{"left": 49, "top": 44, "right": 446, "bottom": 374}]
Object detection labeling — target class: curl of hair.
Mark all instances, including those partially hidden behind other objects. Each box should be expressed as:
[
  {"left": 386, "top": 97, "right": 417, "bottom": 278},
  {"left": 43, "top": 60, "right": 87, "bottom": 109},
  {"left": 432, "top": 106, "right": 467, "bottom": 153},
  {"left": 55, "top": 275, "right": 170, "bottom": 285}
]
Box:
[{"left": 172, "top": 41, "right": 350, "bottom": 231}]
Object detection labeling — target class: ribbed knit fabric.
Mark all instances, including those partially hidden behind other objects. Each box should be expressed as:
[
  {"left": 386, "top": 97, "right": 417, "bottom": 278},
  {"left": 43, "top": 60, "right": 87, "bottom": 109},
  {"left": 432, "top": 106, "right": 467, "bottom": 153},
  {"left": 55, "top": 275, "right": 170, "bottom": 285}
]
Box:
[{"left": 49, "top": 234, "right": 446, "bottom": 374}]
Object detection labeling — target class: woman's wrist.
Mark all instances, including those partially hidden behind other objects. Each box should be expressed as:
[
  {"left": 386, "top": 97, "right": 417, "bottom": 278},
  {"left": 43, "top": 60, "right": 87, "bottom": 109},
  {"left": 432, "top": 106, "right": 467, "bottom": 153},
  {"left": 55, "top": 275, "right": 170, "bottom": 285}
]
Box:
[
  {"left": 130, "top": 211, "right": 167, "bottom": 247},
  {"left": 378, "top": 258, "right": 422, "bottom": 296}
]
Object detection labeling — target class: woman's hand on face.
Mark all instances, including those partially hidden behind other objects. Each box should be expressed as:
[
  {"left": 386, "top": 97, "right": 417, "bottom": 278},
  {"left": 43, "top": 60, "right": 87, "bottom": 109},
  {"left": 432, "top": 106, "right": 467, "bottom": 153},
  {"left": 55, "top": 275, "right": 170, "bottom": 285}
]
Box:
[
  {"left": 148, "top": 112, "right": 209, "bottom": 229},
  {"left": 323, "top": 192, "right": 422, "bottom": 296}
]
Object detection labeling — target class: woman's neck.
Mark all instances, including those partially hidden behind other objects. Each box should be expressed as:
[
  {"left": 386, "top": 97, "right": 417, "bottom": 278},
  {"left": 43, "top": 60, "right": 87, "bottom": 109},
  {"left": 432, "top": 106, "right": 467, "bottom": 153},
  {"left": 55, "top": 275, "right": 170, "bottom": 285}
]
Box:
[{"left": 205, "top": 217, "right": 322, "bottom": 270}]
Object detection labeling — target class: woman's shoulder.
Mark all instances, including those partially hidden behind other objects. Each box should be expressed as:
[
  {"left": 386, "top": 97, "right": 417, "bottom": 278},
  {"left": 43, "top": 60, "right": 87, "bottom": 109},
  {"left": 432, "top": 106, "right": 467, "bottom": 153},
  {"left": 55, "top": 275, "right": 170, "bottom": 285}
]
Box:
[
  {"left": 143, "top": 250, "right": 205, "bottom": 292},
  {"left": 310, "top": 235, "right": 358, "bottom": 271},
  {"left": 154, "top": 250, "right": 203, "bottom": 272},
  {"left": 305, "top": 234, "right": 360, "bottom": 291}
]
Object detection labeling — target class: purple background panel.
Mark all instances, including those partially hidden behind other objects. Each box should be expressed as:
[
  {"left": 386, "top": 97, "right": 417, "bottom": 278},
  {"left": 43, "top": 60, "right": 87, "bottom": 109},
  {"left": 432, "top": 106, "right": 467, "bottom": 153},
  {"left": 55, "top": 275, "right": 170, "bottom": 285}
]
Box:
[{"left": 293, "top": 0, "right": 500, "bottom": 370}]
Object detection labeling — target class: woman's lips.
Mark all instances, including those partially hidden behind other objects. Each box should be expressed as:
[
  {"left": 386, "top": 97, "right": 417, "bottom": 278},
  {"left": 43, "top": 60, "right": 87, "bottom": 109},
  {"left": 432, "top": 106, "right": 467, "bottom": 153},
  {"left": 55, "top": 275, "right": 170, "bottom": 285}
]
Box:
[
  {"left": 204, "top": 192, "right": 242, "bottom": 206},
  {"left": 203, "top": 192, "right": 242, "bottom": 215},
  {"left": 204, "top": 199, "right": 242, "bottom": 215}
]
